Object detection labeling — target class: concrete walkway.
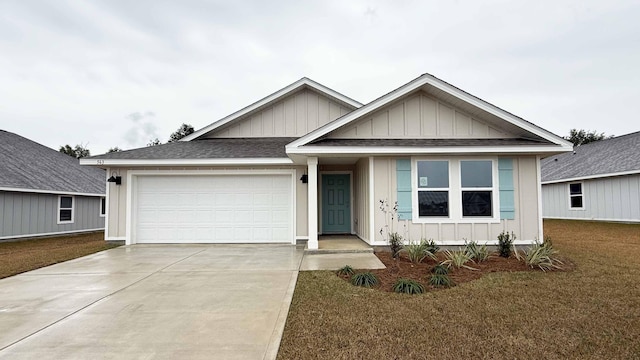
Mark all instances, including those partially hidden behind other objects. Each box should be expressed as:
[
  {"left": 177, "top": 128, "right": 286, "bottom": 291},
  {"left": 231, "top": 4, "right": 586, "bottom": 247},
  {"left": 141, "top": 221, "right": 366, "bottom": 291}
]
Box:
[{"left": 0, "top": 245, "right": 303, "bottom": 360}]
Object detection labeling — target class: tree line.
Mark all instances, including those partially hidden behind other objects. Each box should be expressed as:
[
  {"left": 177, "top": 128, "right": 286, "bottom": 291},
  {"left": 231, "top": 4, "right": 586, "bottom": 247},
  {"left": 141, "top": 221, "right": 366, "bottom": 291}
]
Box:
[{"left": 59, "top": 123, "right": 194, "bottom": 159}]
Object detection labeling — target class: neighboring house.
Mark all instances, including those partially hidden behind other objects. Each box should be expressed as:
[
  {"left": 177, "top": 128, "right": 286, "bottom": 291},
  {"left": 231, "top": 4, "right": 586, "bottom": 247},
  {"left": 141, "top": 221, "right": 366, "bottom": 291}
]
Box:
[
  {"left": 541, "top": 131, "right": 640, "bottom": 223},
  {"left": 0, "top": 130, "right": 106, "bottom": 240},
  {"left": 81, "top": 74, "right": 572, "bottom": 248}
]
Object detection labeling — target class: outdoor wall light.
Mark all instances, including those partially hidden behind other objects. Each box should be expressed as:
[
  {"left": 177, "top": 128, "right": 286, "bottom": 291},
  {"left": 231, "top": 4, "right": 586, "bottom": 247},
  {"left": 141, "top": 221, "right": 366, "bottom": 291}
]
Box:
[
  {"left": 300, "top": 174, "right": 308, "bottom": 184},
  {"left": 107, "top": 172, "right": 122, "bottom": 185}
]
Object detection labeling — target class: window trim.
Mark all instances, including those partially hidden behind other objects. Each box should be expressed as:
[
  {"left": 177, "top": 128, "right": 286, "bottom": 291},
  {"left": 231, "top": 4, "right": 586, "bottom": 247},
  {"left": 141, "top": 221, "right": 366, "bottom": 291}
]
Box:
[
  {"left": 412, "top": 157, "right": 500, "bottom": 224},
  {"left": 100, "top": 197, "right": 106, "bottom": 217},
  {"left": 57, "top": 195, "right": 75, "bottom": 224},
  {"left": 568, "top": 182, "right": 585, "bottom": 210}
]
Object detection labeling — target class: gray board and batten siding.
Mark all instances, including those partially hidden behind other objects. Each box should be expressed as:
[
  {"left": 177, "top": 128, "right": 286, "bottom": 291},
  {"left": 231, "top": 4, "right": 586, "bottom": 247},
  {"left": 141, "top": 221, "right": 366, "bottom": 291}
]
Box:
[{"left": 0, "top": 191, "right": 105, "bottom": 240}]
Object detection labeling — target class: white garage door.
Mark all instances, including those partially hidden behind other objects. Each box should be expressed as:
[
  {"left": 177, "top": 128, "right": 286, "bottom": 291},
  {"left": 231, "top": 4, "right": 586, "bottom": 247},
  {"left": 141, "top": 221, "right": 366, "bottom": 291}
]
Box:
[{"left": 134, "top": 174, "right": 293, "bottom": 244}]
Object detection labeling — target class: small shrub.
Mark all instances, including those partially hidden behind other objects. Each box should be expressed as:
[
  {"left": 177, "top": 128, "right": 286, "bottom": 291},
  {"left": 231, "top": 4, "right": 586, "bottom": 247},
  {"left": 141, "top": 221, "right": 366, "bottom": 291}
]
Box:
[
  {"left": 429, "top": 274, "right": 454, "bottom": 287},
  {"left": 403, "top": 239, "right": 437, "bottom": 264},
  {"left": 464, "top": 240, "right": 490, "bottom": 262},
  {"left": 336, "top": 265, "right": 354, "bottom": 277},
  {"left": 497, "top": 231, "right": 516, "bottom": 258},
  {"left": 424, "top": 239, "right": 440, "bottom": 254},
  {"left": 351, "top": 272, "right": 379, "bottom": 288},
  {"left": 516, "top": 240, "right": 563, "bottom": 272},
  {"left": 392, "top": 279, "right": 425, "bottom": 294},
  {"left": 431, "top": 264, "right": 449, "bottom": 275},
  {"left": 441, "top": 250, "right": 477, "bottom": 270},
  {"left": 388, "top": 232, "right": 403, "bottom": 259}
]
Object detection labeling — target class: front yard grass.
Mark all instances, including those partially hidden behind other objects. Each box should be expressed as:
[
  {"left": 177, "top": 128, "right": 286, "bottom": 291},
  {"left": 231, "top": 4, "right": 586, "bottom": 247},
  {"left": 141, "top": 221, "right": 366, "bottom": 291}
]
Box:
[
  {"left": 278, "top": 220, "right": 640, "bottom": 359},
  {"left": 0, "top": 232, "right": 119, "bottom": 279}
]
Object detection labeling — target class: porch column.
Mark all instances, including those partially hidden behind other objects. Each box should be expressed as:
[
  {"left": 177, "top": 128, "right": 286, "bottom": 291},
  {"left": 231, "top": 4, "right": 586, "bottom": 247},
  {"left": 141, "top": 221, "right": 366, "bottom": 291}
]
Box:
[{"left": 307, "top": 157, "right": 319, "bottom": 250}]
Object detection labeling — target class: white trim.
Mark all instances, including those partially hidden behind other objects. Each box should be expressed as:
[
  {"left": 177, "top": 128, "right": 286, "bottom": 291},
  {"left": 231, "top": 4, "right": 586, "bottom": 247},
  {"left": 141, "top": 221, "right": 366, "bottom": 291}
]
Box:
[
  {"left": 105, "top": 236, "right": 126, "bottom": 241},
  {"left": 568, "top": 182, "right": 585, "bottom": 210},
  {"left": 307, "top": 157, "right": 319, "bottom": 250},
  {"left": 0, "top": 228, "right": 105, "bottom": 241},
  {"left": 318, "top": 171, "right": 354, "bottom": 235},
  {"left": 287, "top": 145, "right": 570, "bottom": 155},
  {"left": 181, "top": 78, "right": 362, "bottom": 142},
  {"left": 541, "top": 169, "right": 640, "bottom": 184},
  {"left": 99, "top": 197, "right": 106, "bottom": 217},
  {"left": 80, "top": 158, "right": 294, "bottom": 166},
  {"left": 368, "top": 157, "right": 375, "bottom": 245},
  {"left": 125, "top": 169, "right": 297, "bottom": 245},
  {"left": 57, "top": 195, "right": 75, "bottom": 224},
  {"left": 411, "top": 157, "right": 501, "bottom": 224},
  {"left": 543, "top": 216, "right": 640, "bottom": 224},
  {"left": 104, "top": 169, "right": 111, "bottom": 238},
  {"left": 0, "top": 187, "right": 103, "bottom": 197},
  {"left": 536, "top": 156, "right": 544, "bottom": 242},
  {"left": 287, "top": 73, "right": 572, "bottom": 149}
]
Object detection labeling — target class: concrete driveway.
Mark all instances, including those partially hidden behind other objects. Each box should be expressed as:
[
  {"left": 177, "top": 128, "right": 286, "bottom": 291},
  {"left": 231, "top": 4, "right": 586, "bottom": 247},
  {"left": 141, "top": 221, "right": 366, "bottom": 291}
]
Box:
[{"left": 0, "top": 244, "right": 303, "bottom": 360}]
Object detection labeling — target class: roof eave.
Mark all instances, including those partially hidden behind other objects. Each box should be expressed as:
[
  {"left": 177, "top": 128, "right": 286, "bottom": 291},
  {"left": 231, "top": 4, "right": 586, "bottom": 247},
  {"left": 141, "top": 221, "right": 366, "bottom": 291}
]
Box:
[
  {"left": 542, "top": 169, "right": 640, "bottom": 184},
  {"left": 286, "top": 144, "right": 572, "bottom": 156},
  {"left": 79, "top": 158, "right": 294, "bottom": 167}
]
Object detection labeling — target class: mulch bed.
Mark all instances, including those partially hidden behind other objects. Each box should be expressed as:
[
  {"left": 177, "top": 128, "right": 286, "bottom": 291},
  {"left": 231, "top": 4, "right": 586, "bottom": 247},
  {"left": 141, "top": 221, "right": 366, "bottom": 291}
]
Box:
[{"left": 338, "top": 251, "right": 573, "bottom": 293}]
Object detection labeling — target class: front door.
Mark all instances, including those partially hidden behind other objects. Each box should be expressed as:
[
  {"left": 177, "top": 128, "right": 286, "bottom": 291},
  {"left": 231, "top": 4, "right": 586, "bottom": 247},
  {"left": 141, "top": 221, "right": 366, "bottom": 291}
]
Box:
[{"left": 322, "top": 174, "right": 351, "bottom": 234}]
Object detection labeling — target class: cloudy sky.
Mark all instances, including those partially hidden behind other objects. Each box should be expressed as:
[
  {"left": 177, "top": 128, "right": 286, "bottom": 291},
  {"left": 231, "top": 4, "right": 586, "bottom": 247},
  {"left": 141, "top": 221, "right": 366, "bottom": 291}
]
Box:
[{"left": 0, "top": 0, "right": 638, "bottom": 154}]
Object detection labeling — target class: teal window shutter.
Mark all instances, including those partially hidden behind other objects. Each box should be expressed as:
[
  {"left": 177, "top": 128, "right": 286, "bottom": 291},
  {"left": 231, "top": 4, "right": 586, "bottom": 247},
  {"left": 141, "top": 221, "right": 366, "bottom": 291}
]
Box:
[
  {"left": 498, "top": 158, "right": 515, "bottom": 220},
  {"left": 396, "top": 159, "right": 412, "bottom": 220}
]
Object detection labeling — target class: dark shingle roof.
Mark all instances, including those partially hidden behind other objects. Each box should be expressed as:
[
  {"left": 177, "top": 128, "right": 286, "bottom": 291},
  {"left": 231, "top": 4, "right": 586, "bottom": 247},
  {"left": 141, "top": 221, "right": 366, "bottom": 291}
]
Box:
[
  {"left": 88, "top": 138, "right": 297, "bottom": 160},
  {"left": 0, "top": 130, "right": 105, "bottom": 194},
  {"left": 308, "top": 138, "right": 552, "bottom": 147},
  {"left": 541, "top": 131, "right": 640, "bottom": 182}
]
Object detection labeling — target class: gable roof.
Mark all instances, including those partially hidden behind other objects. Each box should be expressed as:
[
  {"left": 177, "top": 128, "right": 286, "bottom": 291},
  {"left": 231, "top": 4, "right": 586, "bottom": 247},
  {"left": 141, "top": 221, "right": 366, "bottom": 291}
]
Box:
[
  {"left": 0, "top": 130, "right": 105, "bottom": 196},
  {"left": 182, "top": 77, "right": 362, "bottom": 141},
  {"left": 287, "top": 73, "right": 573, "bottom": 151},
  {"left": 83, "top": 138, "right": 296, "bottom": 166},
  {"left": 541, "top": 131, "right": 640, "bottom": 183}
]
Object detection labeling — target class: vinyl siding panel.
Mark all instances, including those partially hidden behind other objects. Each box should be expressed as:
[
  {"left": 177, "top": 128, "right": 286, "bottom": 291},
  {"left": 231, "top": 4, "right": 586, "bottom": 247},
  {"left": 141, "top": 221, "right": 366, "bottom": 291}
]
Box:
[
  {"left": 208, "top": 89, "right": 353, "bottom": 138},
  {"left": 329, "top": 91, "right": 516, "bottom": 139},
  {"left": 354, "top": 158, "right": 370, "bottom": 242},
  {"left": 542, "top": 174, "right": 640, "bottom": 222},
  {"left": 372, "top": 156, "right": 540, "bottom": 245},
  {"left": 0, "top": 191, "right": 104, "bottom": 240}
]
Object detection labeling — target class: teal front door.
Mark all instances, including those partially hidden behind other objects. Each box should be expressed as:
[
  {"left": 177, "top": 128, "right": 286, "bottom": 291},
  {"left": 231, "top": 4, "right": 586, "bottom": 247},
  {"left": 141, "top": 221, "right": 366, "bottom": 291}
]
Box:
[{"left": 322, "top": 174, "right": 351, "bottom": 233}]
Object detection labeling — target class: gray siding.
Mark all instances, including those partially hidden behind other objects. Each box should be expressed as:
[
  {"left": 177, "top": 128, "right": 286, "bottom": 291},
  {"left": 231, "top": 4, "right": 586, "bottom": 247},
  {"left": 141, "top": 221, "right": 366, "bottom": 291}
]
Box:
[
  {"left": 542, "top": 174, "right": 640, "bottom": 222},
  {"left": 0, "top": 191, "right": 105, "bottom": 239}
]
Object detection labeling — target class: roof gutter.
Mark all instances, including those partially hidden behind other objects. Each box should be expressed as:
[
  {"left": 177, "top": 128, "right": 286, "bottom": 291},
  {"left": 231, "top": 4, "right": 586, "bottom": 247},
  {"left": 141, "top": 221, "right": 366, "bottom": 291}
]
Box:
[{"left": 79, "top": 158, "right": 294, "bottom": 167}]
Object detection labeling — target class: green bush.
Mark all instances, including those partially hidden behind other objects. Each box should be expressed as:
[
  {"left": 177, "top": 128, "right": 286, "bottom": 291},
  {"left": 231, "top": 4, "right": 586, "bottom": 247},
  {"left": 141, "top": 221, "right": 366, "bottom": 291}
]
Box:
[
  {"left": 424, "top": 239, "right": 440, "bottom": 254},
  {"left": 392, "top": 279, "right": 425, "bottom": 294},
  {"left": 403, "top": 239, "right": 437, "bottom": 264},
  {"left": 515, "top": 240, "right": 563, "bottom": 272},
  {"left": 336, "top": 265, "right": 354, "bottom": 277},
  {"left": 441, "top": 250, "right": 477, "bottom": 270},
  {"left": 429, "top": 274, "right": 454, "bottom": 287},
  {"left": 388, "top": 232, "right": 403, "bottom": 259},
  {"left": 497, "top": 231, "right": 516, "bottom": 258},
  {"left": 351, "top": 272, "right": 379, "bottom": 288},
  {"left": 464, "top": 240, "right": 490, "bottom": 262},
  {"left": 431, "top": 264, "right": 449, "bottom": 275}
]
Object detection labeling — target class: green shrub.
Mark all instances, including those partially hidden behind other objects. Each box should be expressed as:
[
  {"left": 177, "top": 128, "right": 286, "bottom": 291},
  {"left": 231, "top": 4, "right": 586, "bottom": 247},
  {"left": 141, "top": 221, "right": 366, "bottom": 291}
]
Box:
[
  {"left": 441, "top": 250, "right": 477, "bottom": 270},
  {"left": 515, "top": 240, "right": 563, "bottom": 272},
  {"left": 424, "top": 239, "right": 440, "bottom": 254},
  {"left": 431, "top": 264, "right": 449, "bottom": 275},
  {"left": 464, "top": 240, "right": 490, "bottom": 262},
  {"left": 429, "top": 274, "right": 454, "bottom": 287},
  {"left": 351, "top": 272, "right": 379, "bottom": 288},
  {"left": 388, "top": 232, "right": 403, "bottom": 259},
  {"left": 336, "top": 265, "right": 354, "bottom": 277},
  {"left": 392, "top": 279, "right": 425, "bottom": 294},
  {"left": 497, "top": 231, "right": 516, "bottom": 258},
  {"left": 403, "top": 239, "right": 437, "bottom": 264}
]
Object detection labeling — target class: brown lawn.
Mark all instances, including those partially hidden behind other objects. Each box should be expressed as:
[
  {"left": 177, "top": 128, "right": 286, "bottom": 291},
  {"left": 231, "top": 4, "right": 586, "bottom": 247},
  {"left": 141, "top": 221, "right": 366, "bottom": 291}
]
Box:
[
  {"left": 278, "top": 220, "right": 640, "bottom": 360},
  {"left": 0, "top": 232, "right": 119, "bottom": 279}
]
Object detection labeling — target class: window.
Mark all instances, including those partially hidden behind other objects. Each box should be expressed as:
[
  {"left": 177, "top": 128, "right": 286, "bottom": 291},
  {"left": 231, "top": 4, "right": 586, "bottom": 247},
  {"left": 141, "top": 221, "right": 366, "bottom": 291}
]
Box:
[
  {"left": 417, "top": 161, "right": 449, "bottom": 217},
  {"left": 100, "top": 197, "right": 106, "bottom": 217},
  {"left": 58, "top": 196, "right": 74, "bottom": 223},
  {"left": 569, "top": 183, "right": 584, "bottom": 209},
  {"left": 460, "top": 161, "right": 493, "bottom": 217},
  {"left": 413, "top": 158, "right": 499, "bottom": 223}
]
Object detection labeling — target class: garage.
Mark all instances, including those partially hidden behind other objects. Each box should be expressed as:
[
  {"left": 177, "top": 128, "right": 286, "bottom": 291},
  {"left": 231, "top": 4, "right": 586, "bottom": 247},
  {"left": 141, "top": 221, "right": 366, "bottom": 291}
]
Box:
[{"left": 132, "top": 173, "right": 293, "bottom": 244}]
